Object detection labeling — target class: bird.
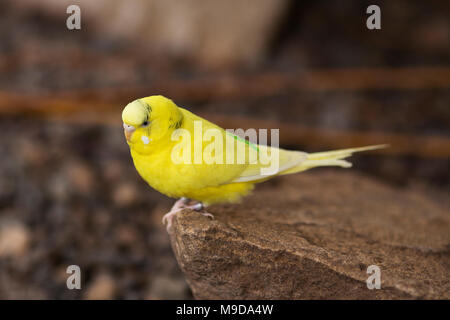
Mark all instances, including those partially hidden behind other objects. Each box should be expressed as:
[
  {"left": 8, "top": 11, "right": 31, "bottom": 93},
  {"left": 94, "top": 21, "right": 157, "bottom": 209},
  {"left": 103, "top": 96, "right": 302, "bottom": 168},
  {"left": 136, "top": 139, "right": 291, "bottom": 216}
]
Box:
[{"left": 122, "top": 95, "right": 386, "bottom": 231}]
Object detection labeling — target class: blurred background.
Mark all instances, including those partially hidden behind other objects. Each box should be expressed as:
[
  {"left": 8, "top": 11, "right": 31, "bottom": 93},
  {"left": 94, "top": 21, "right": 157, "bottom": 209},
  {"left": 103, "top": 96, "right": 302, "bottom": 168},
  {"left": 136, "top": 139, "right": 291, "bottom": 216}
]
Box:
[{"left": 0, "top": 0, "right": 449, "bottom": 299}]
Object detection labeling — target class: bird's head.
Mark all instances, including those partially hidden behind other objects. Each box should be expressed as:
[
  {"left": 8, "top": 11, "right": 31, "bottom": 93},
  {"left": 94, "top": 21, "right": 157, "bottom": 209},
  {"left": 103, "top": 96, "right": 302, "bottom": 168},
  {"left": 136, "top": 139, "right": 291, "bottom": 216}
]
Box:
[{"left": 122, "top": 95, "right": 183, "bottom": 154}]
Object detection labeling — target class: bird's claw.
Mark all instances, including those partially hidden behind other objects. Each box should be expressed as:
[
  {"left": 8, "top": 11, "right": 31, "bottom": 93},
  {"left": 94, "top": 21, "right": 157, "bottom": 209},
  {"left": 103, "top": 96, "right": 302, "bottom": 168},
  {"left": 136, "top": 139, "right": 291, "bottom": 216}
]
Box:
[
  {"left": 200, "top": 212, "right": 214, "bottom": 220},
  {"left": 162, "top": 210, "right": 180, "bottom": 231},
  {"left": 162, "top": 199, "right": 214, "bottom": 232}
]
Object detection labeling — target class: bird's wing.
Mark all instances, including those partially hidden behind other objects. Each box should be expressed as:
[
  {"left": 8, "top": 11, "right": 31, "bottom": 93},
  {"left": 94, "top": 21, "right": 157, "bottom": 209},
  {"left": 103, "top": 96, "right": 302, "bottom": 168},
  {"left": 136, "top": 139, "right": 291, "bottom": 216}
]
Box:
[
  {"left": 176, "top": 108, "right": 307, "bottom": 186},
  {"left": 229, "top": 144, "right": 308, "bottom": 183}
]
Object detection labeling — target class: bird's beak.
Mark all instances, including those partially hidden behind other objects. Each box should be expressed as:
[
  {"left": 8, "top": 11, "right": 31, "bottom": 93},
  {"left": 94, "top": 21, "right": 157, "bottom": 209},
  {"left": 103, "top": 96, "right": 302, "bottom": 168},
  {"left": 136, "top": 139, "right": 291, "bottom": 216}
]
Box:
[{"left": 123, "top": 123, "right": 135, "bottom": 142}]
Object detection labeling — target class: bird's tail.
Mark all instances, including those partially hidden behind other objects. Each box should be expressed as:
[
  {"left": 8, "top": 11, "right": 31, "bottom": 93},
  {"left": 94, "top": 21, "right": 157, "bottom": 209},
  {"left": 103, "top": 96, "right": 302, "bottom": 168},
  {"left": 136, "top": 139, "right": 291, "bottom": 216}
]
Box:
[{"left": 280, "top": 144, "right": 388, "bottom": 175}]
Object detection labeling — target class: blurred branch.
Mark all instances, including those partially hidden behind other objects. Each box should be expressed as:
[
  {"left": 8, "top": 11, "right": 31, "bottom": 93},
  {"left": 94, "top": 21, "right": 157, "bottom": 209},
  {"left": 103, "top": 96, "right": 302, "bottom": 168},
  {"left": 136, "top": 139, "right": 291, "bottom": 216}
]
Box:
[
  {"left": 0, "top": 90, "right": 449, "bottom": 159},
  {"left": 5, "top": 66, "right": 449, "bottom": 104}
]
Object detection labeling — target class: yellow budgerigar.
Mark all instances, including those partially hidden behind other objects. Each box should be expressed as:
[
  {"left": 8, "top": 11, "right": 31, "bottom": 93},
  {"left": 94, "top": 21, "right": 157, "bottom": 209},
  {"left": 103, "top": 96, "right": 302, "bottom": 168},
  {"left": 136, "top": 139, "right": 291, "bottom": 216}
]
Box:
[{"left": 122, "top": 95, "right": 386, "bottom": 231}]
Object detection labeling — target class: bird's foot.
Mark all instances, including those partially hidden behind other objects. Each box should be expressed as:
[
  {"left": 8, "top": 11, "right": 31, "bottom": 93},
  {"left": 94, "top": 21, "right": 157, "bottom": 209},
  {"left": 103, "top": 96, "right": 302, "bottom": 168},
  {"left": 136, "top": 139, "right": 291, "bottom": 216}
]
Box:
[
  {"left": 170, "top": 197, "right": 190, "bottom": 211},
  {"left": 162, "top": 199, "right": 214, "bottom": 232}
]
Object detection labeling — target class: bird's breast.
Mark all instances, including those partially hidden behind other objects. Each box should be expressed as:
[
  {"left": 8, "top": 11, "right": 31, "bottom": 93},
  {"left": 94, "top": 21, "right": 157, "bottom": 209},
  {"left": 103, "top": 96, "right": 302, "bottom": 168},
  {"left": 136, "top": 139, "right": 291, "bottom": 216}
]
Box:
[{"left": 130, "top": 148, "right": 188, "bottom": 198}]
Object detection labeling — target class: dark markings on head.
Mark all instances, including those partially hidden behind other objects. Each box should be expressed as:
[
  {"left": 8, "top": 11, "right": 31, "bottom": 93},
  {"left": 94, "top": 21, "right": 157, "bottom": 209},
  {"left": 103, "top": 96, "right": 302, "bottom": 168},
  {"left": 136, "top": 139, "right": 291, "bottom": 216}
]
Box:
[
  {"left": 168, "top": 118, "right": 183, "bottom": 129},
  {"left": 137, "top": 99, "right": 152, "bottom": 125},
  {"left": 138, "top": 99, "right": 152, "bottom": 113}
]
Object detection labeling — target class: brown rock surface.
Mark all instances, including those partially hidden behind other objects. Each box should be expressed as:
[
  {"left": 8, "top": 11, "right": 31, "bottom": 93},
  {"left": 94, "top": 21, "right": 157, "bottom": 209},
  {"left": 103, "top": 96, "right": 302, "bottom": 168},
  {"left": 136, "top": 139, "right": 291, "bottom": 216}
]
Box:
[{"left": 168, "top": 171, "right": 450, "bottom": 299}]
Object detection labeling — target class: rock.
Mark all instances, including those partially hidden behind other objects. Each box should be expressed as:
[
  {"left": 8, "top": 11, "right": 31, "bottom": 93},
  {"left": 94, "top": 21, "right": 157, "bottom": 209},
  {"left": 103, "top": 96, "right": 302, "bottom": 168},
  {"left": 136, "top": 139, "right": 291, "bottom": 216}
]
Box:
[
  {"left": 112, "top": 182, "right": 139, "bottom": 207},
  {"left": 0, "top": 219, "right": 30, "bottom": 258},
  {"left": 115, "top": 224, "right": 138, "bottom": 246},
  {"left": 18, "top": 138, "right": 48, "bottom": 167},
  {"left": 66, "top": 161, "right": 95, "bottom": 194},
  {"left": 103, "top": 160, "right": 124, "bottom": 183},
  {"left": 146, "top": 275, "right": 190, "bottom": 300},
  {"left": 168, "top": 171, "right": 450, "bottom": 299},
  {"left": 84, "top": 273, "right": 117, "bottom": 300}
]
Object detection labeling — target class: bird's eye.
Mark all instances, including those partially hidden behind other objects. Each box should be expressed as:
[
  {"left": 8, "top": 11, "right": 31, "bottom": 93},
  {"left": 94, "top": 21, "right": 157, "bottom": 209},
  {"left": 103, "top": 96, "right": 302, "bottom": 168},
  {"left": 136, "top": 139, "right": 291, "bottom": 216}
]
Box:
[{"left": 142, "top": 121, "right": 149, "bottom": 127}]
